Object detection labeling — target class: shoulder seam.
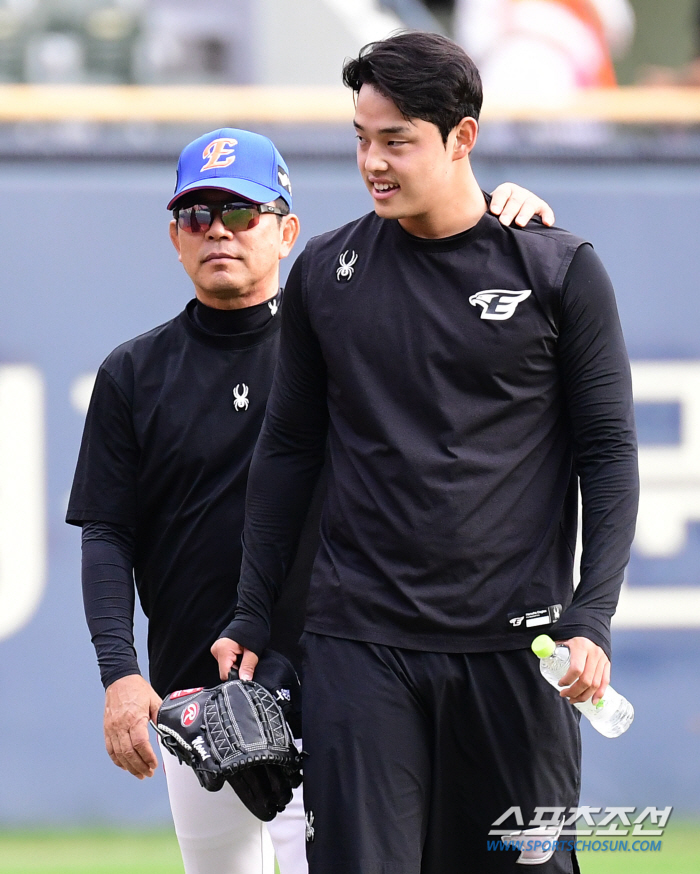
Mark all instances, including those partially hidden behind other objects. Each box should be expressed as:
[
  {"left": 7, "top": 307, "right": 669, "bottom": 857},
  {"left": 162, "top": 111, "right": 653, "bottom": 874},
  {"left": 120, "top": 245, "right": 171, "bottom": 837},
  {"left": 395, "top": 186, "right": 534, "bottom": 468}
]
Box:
[{"left": 554, "top": 240, "right": 588, "bottom": 292}]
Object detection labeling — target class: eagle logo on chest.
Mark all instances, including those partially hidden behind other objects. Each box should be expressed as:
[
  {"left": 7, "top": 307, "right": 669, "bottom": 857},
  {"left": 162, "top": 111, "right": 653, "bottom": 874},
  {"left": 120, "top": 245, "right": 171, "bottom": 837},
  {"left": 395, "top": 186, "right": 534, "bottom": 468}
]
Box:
[{"left": 469, "top": 289, "right": 532, "bottom": 321}]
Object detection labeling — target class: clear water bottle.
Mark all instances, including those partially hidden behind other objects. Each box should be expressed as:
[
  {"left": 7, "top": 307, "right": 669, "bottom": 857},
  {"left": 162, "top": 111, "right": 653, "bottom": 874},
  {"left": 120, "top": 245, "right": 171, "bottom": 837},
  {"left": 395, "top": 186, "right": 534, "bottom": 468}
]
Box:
[{"left": 531, "top": 634, "right": 634, "bottom": 738}]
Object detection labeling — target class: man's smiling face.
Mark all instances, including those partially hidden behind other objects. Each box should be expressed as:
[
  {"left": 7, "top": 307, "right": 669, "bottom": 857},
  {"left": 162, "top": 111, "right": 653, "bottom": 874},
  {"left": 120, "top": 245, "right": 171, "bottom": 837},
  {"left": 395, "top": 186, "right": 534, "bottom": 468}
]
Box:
[{"left": 354, "top": 84, "right": 460, "bottom": 235}]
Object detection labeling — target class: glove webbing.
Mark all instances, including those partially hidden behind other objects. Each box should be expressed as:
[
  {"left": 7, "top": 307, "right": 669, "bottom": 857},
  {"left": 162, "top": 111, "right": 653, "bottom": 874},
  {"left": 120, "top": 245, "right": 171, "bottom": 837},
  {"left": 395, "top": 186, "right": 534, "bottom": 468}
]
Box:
[{"left": 212, "top": 683, "right": 293, "bottom": 773}]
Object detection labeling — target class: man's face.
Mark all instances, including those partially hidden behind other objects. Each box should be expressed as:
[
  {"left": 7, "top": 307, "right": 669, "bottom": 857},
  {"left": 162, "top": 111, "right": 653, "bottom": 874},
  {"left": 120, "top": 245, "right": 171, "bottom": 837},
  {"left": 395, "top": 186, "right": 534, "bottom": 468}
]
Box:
[
  {"left": 354, "top": 85, "right": 474, "bottom": 235},
  {"left": 169, "top": 189, "right": 299, "bottom": 309}
]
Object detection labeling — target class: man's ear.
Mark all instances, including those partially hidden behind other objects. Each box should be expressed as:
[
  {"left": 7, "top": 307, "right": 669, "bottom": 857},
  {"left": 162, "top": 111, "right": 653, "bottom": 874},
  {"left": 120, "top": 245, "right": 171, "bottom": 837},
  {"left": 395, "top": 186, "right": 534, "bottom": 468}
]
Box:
[
  {"left": 279, "top": 213, "right": 301, "bottom": 260},
  {"left": 169, "top": 219, "right": 182, "bottom": 261},
  {"left": 452, "top": 117, "right": 479, "bottom": 159}
]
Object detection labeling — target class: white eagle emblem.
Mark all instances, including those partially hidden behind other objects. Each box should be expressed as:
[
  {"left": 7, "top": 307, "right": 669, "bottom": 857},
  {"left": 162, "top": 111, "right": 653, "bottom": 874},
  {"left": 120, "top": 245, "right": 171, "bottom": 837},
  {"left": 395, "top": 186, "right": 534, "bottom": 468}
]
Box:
[
  {"left": 336, "top": 250, "right": 358, "bottom": 282},
  {"left": 233, "top": 384, "right": 249, "bottom": 411},
  {"left": 469, "top": 289, "right": 532, "bottom": 320}
]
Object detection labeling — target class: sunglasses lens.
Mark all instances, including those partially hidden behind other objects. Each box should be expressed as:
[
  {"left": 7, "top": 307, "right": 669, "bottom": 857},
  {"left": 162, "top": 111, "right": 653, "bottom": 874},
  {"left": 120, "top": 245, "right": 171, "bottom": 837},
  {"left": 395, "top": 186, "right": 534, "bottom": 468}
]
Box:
[
  {"left": 177, "top": 204, "right": 263, "bottom": 233},
  {"left": 178, "top": 206, "right": 212, "bottom": 233},
  {"left": 221, "top": 207, "right": 259, "bottom": 232}
]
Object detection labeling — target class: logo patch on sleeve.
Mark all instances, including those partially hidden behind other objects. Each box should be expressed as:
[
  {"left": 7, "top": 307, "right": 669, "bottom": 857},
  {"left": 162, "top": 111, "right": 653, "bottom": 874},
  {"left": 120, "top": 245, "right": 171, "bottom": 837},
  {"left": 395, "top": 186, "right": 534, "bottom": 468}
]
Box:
[{"left": 469, "top": 289, "right": 531, "bottom": 320}]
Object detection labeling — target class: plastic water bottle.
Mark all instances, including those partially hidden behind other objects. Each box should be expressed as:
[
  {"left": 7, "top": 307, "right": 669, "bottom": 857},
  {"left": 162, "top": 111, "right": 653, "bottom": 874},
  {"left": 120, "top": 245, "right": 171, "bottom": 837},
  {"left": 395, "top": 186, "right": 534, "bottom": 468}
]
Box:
[{"left": 531, "top": 634, "right": 634, "bottom": 737}]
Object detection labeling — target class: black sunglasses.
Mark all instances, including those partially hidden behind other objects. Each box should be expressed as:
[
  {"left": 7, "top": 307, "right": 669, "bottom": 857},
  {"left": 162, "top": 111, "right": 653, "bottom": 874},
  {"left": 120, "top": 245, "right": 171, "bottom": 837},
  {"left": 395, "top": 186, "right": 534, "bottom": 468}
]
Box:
[{"left": 174, "top": 201, "right": 287, "bottom": 234}]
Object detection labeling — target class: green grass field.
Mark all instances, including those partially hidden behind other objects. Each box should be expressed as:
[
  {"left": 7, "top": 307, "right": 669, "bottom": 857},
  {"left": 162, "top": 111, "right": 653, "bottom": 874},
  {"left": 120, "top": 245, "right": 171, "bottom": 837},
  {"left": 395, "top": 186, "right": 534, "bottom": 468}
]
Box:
[
  {"left": 0, "top": 830, "right": 184, "bottom": 874},
  {"left": 0, "top": 829, "right": 283, "bottom": 874},
  {"left": 578, "top": 822, "right": 700, "bottom": 873},
  {"left": 0, "top": 824, "right": 698, "bottom": 873}
]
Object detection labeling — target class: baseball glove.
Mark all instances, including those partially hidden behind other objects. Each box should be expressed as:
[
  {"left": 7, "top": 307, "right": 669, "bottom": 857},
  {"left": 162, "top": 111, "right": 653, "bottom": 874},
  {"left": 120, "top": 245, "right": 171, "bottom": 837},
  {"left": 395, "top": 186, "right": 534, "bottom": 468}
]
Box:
[{"left": 153, "top": 652, "right": 303, "bottom": 821}]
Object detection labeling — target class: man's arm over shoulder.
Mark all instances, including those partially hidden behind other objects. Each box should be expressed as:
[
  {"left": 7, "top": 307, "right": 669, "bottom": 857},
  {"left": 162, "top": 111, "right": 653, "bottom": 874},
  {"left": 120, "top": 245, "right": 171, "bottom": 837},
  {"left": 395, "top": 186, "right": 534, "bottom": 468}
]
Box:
[
  {"left": 215, "top": 251, "right": 329, "bottom": 675},
  {"left": 553, "top": 244, "right": 639, "bottom": 663}
]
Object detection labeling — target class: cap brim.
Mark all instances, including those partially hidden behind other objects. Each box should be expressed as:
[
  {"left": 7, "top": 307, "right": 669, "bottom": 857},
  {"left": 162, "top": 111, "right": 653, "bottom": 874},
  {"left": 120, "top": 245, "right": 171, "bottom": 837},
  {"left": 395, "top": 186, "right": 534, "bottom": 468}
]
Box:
[{"left": 167, "top": 178, "right": 283, "bottom": 210}]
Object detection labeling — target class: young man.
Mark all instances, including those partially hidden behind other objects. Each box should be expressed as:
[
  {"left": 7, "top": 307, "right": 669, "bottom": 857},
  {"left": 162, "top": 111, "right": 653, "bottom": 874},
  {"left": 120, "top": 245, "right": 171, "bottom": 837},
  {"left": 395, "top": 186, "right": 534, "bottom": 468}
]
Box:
[
  {"left": 66, "top": 124, "right": 553, "bottom": 874},
  {"left": 213, "top": 33, "right": 638, "bottom": 874}
]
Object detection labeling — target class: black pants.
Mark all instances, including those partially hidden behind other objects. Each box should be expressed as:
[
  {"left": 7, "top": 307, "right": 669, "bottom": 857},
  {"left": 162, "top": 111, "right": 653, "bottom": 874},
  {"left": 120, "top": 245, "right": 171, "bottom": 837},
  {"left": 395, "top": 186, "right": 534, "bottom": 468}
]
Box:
[{"left": 301, "top": 633, "right": 581, "bottom": 874}]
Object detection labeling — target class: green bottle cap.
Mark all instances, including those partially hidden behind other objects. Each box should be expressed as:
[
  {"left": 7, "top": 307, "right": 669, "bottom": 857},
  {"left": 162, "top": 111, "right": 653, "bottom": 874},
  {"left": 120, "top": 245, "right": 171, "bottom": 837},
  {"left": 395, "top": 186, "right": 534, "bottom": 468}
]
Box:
[{"left": 531, "top": 634, "right": 556, "bottom": 658}]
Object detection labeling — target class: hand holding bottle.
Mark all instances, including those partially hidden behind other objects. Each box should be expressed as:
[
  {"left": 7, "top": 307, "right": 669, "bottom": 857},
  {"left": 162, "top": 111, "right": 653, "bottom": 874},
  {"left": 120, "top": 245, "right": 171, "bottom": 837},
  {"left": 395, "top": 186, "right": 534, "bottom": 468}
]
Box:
[{"left": 532, "top": 635, "right": 634, "bottom": 738}]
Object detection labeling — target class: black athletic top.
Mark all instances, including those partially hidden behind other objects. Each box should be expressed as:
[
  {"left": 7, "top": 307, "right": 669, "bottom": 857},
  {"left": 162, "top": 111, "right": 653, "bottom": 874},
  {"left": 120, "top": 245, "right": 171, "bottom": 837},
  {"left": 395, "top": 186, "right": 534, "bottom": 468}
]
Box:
[
  {"left": 223, "top": 210, "right": 638, "bottom": 661},
  {"left": 67, "top": 294, "right": 320, "bottom": 697}
]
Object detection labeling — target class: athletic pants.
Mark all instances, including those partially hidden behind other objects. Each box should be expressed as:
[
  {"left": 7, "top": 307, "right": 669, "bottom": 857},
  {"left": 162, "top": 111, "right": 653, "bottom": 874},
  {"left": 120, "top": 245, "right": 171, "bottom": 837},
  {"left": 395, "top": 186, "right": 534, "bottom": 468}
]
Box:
[
  {"left": 301, "top": 633, "right": 581, "bottom": 874},
  {"left": 162, "top": 740, "right": 307, "bottom": 874}
]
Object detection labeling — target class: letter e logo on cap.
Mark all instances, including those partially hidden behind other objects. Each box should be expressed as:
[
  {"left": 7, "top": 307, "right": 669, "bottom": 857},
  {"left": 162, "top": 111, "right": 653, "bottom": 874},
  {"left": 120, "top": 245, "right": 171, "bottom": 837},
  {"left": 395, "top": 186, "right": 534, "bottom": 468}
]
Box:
[{"left": 201, "top": 138, "right": 238, "bottom": 171}]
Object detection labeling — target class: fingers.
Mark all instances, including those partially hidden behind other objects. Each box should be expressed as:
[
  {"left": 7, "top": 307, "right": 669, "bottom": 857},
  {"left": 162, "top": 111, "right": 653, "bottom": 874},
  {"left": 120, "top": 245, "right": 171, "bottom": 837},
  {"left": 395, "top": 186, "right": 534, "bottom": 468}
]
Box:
[
  {"left": 489, "top": 183, "right": 556, "bottom": 228},
  {"left": 592, "top": 660, "right": 611, "bottom": 706},
  {"left": 239, "top": 649, "right": 260, "bottom": 682},
  {"left": 105, "top": 714, "right": 157, "bottom": 778},
  {"left": 557, "top": 637, "right": 610, "bottom": 705},
  {"left": 488, "top": 183, "right": 512, "bottom": 218},
  {"left": 130, "top": 720, "right": 159, "bottom": 774},
  {"left": 107, "top": 719, "right": 158, "bottom": 779},
  {"left": 211, "top": 637, "right": 243, "bottom": 681},
  {"left": 535, "top": 201, "right": 555, "bottom": 227},
  {"left": 511, "top": 196, "right": 555, "bottom": 228},
  {"left": 496, "top": 190, "right": 527, "bottom": 227},
  {"left": 148, "top": 688, "right": 164, "bottom": 723},
  {"left": 210, "top": 638, "right": 259, "bottom": 681},
  {"left": 104, "top": 675, "right": 160, "bottom": 779}
]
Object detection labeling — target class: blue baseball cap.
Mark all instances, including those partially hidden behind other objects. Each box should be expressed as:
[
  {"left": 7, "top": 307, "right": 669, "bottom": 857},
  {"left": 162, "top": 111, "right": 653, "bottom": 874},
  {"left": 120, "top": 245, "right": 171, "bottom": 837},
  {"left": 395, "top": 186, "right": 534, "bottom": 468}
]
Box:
[{"left": 168, "top": 128, "right": 292, "bottom": 210}]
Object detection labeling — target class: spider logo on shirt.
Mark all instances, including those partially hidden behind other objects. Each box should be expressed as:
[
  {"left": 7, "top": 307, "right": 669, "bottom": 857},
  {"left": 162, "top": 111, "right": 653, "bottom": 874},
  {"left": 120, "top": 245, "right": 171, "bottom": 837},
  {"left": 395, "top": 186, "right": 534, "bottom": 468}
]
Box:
[
  {"left": 233, "top": 384, "right": 249, "bottom": 411},
  {"left": 336, "top": 250, "right": 358, "bottom": 282}
]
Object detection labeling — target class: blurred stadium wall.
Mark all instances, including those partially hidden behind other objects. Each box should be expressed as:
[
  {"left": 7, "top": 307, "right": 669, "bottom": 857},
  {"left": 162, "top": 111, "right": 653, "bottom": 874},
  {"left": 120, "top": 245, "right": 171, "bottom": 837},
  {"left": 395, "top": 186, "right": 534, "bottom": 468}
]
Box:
[
  {"left": 0, "top": 0, "right": 700, "bottom": 831},
  {"left": 0, "top": 0, "right": 444, "bottom": 86}
]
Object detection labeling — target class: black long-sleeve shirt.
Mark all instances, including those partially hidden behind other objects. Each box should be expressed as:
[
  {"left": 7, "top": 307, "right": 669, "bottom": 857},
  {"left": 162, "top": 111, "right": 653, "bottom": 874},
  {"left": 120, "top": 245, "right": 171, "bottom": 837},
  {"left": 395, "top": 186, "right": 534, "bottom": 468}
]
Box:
[
  {"left": 70, "top": 294, "right": 322, "bottom": 695},
  {"left": 223, "top": 210, "right": 638, "bottom": 660}
]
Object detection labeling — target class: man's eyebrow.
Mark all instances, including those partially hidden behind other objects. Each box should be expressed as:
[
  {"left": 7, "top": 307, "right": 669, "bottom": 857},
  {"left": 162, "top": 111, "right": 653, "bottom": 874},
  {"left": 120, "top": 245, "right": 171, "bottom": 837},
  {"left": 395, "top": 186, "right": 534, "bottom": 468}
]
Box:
[{"left": 353, "top": 121, "right": 412, "bottom": 135}]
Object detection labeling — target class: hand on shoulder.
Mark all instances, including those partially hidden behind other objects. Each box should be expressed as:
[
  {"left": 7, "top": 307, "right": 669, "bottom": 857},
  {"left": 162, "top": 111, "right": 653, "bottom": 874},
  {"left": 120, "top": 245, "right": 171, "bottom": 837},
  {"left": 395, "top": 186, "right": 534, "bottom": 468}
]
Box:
[{"left": 489, "top": 183, "right": 555, "bottom": 228}]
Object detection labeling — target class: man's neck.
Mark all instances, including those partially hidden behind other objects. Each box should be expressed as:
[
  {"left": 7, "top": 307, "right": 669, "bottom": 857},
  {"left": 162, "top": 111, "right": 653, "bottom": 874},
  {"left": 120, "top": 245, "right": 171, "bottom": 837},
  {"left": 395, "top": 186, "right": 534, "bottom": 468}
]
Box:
[
  {"left": 195, "top": 279, "right": 279, "bottom": 310},
  {"left": 192, "top": 291, "right": 280, "bottom": 336},
  {"left": 398, "top": 174, "right": 486, "bottom": 240}
]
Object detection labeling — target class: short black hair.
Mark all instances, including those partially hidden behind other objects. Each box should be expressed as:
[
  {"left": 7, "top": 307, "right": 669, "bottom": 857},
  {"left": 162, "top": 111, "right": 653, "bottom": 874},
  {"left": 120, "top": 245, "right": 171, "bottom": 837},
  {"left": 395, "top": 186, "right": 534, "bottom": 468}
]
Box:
[{"left": 342, "top": 31, "right": 482, "bottom": 144}]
